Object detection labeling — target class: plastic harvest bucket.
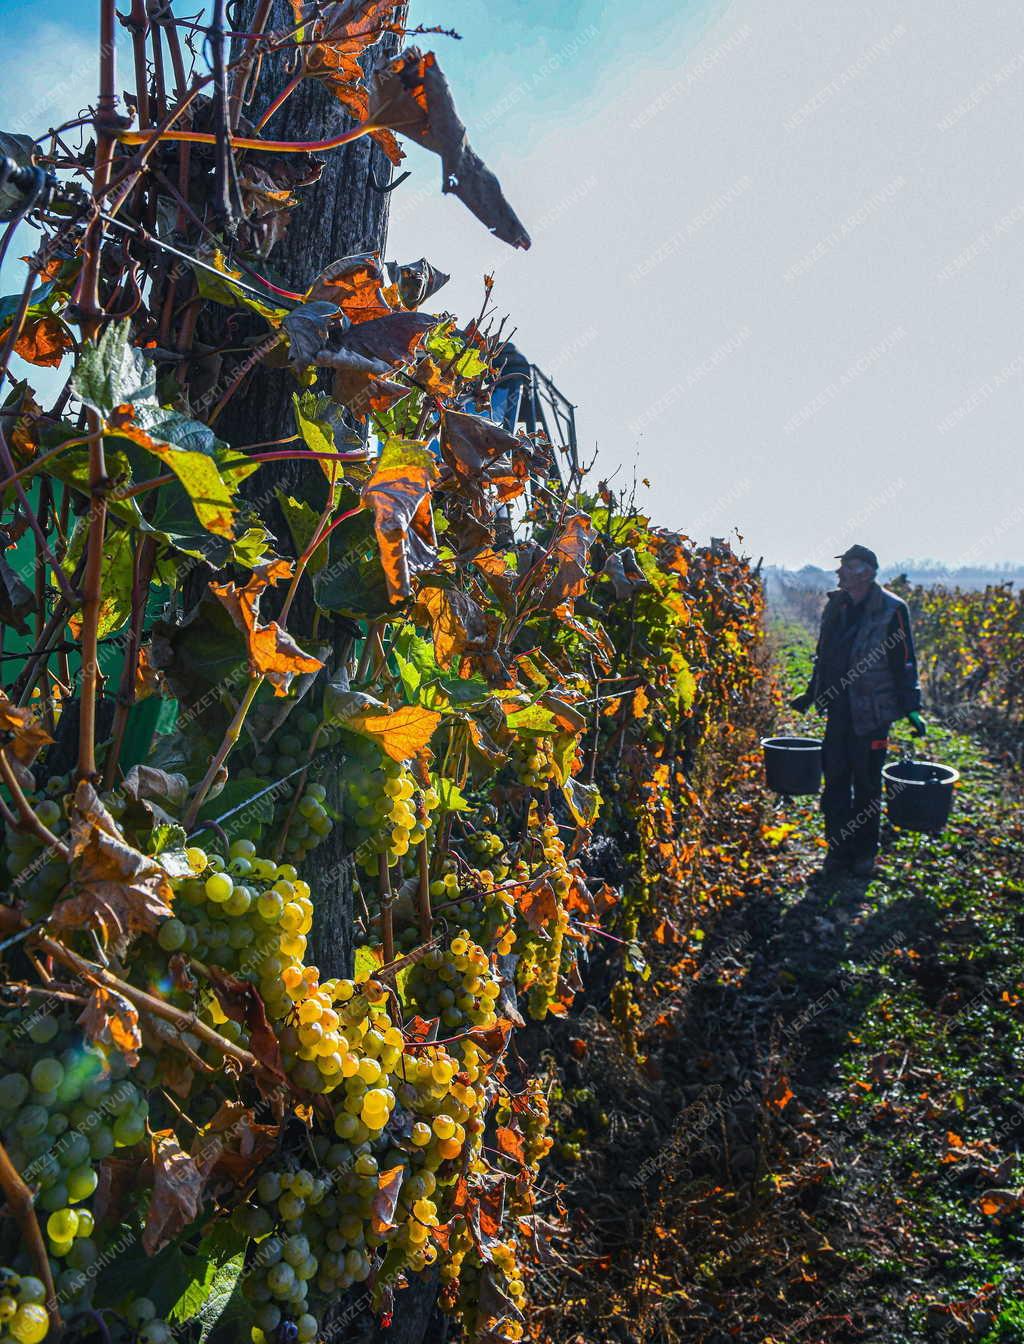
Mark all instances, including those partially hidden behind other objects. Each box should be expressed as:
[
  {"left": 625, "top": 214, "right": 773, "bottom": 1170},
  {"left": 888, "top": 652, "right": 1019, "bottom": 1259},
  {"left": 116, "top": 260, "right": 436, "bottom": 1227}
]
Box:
[
  {"left": 882, "top": 759, "right": 959, "bottom": 834},
  {"left": 761, "top": 736, "right": 823, "bottom": 796}
]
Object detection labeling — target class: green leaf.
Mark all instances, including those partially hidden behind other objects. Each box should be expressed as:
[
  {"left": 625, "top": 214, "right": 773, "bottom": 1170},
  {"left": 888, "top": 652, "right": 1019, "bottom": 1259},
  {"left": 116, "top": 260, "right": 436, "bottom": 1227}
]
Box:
[
  {"left": 317, "top": 552, "right": 392, "bottom": 618},
  {"left": 276, "top": 490, "right": 327, "bottom": 574},
  {"left": 550, "top": 731, "right": 579, "bottom": 786},
  {"left": 168, "top": 1224, "right": 248, "bottom": 1341},
  {"left": 392, "top": 627, "right": 440, "bottom": 700},
  {"left": 424, "top": 326, "right": 488, "bottom": 380},
  {"left": 625, "top": 939, "right": 650, "bottom": 980},
  {"left": 435, "top": 777, "right": 469, "bottom": 812},
  {"left": 504, "top": 702, "right": 556, "bottom": 735},
  {"left": 71, "top": 318, "right": 156, "bottom": 415},
  {"left": 355, "top": 944, "right": 382, "bottom": 980},
  {"left": 109, "top": 411, "right": 238, "bottom": 540},
  {"left": 150, "top": 823, "right": 188, "bottom": 855},
  {"left": 191, "top": 251, "right": 289, "bottom": 325},
  {"left": 437, "top": 673, "right": 491, "bottom": 706},
  {"left": 61, "top": 520, "right": 135, "bottom": 637},
  {"left": 561, "top": 776, "right": 602, "bottom": 828}
]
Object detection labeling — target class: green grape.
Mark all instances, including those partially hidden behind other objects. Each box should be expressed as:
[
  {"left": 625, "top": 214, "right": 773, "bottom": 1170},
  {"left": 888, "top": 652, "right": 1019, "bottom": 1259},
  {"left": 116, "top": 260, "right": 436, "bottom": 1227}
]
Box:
[
  {"left": 156, "top": 918, "right": 187, "bottom": 951},
  {"left": 66, "top": 1165, "right": 98, "bottom": 1203},
  {"left": 29, "top": 1059, "right": 63, "bottom": 1094},
  {"left": 0, "top": 1074, "right": 29, "bottom": 1110},
  {"left": 26, "top": 1016, "right": 59, "bottom": 1045},
  {"left": 46, "top": 1208, "right": 78, "bottom": 1242}
]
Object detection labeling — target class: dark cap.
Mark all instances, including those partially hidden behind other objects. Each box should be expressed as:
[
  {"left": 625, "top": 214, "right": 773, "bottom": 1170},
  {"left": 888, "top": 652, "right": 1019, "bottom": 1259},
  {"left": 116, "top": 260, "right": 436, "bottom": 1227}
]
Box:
[{"left": 835, "top": 544, "right": 879, "bottom": 569}]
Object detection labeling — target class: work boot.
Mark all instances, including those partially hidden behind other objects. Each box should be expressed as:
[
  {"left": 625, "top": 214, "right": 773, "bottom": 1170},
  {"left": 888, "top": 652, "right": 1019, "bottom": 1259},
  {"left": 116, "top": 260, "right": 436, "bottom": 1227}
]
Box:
[{"left": 812, "top": 852, "right": 849, "bottom": 884}]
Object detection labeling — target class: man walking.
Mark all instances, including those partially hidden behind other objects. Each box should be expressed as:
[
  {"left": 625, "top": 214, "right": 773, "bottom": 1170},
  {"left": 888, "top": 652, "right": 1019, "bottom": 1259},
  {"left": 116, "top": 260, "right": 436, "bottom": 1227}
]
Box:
[{"left": 790, "top": 545, "right": 925, "bottom": 879}]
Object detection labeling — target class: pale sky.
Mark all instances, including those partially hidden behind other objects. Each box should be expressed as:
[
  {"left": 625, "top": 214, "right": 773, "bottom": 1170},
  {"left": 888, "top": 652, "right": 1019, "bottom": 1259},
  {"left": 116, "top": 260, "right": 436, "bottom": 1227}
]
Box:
[
  {"left": 2, "top": 0, "right": 1022, "bottom": 569},
  {"left": 387, "top": 0, "right": 1024, "bottom": 570}
]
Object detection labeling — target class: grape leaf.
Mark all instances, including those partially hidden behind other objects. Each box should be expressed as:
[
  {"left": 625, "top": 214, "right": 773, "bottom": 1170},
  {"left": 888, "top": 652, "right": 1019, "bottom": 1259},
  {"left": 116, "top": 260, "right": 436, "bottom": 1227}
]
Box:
[
  {"left": 361, "top": 439, "right": 438, "bottom": 602},
  {"left": 70, "top": 318, "right": 156, "bottom": 414},
  {"left": 210, "top": 559, "right": 323, "bottom": 695},
  {"left": 325, "top": 686, "right": 441, "bottom": 762},
  {"left": 0, "top": 691, "right": 52, "bottom": 763},
  {"left": 78, "top": 985, "right": 142, "bottom": 1065},
  {"left": 50, "top": 782, "right": 174, "bottom": 954},
  {"left": 369, "top": 50, "right": 531, "bottom": 249},
  {"left": 371, "top": 1165, "right": 405, "bottom": 1234},
  {"left": 13, "top": 313, "right": 71, "bottom": 367},
  {"left": 168, "top": 1224, "right": 248, "bottom": 1341},
  {"left": 307, "top": 252, "right": 394, "bottom": 324},
  {"left": 291, "top": 0, "right": 404, "bottom": 163},
  {"left": 143, "top": 1130, "right": 206, "bottom": 1255},
  {"left": 413, "top": 584, "right": 488, "bottom": 670}
]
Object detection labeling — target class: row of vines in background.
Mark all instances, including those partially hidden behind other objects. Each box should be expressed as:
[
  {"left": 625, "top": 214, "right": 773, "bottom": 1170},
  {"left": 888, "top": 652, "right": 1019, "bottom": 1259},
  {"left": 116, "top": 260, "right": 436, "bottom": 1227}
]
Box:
[
  {"left": 0, "top": 3, "right": 767, "bottom": 1344},
  {"left": 890, "top": 579, "right": 1024, "bottom": 764}
]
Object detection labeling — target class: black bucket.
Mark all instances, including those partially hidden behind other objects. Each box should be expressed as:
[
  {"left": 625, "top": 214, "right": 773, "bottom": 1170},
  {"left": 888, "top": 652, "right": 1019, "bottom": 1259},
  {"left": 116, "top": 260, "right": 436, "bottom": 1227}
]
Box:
[
  {"left": 761, "top": 736, "right": 823, "bottom": 796},
  {"left": 882, "top": 759, "right": 959, "bottom": 834}
]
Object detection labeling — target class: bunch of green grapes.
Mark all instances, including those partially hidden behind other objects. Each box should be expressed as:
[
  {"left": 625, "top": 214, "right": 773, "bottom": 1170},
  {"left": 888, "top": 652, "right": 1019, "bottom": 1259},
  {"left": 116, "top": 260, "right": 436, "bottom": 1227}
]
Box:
[
  {"left": 344, "top": 759, "right": 438, "bottom": 877},
  {"left": 3, "top": 792, "right": 70, "bottom": 922},
  {"left": 0, "top": 1268, "right": 49, "bottom": 1344},
  {"left": 508, "top": 737, "right": 558, "bottom": 789},
  {"left": 438, "top": 1238, "right": 526, "bottom": 1342},
  {"left": 234, "top": 1006, "right": 488, "bottom": 1342},
  {"left": 0, "top": 1017, "right": 149, "bottom": 1316},
  {"left": 161, "top": 840, "right": 314, "bottom": 1016},
  {"left": 495, "top": 1082, "right": 553, "bottom": 1216},
  {"left": 401, "top": 935, "right": 502, "bottom": 1036},
  {"left": 242, "top": 706, "right": 340, "bottom": 864}
]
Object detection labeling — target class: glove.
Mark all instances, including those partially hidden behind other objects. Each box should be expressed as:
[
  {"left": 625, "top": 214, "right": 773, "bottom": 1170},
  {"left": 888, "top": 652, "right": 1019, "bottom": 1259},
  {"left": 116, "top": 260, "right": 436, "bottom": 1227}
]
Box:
[
  {"left": 789, "top": 692, "right": 814, "bottom": 713},
  {"left": 908, "top": 711, "right": 926, "bottom": 737}
]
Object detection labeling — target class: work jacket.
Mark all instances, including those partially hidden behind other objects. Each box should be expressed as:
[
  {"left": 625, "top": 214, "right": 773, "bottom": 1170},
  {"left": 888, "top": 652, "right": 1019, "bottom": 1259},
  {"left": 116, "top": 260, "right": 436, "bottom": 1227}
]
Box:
[{"left": 805, "top": 583, "right": 922, "bottom": 735}]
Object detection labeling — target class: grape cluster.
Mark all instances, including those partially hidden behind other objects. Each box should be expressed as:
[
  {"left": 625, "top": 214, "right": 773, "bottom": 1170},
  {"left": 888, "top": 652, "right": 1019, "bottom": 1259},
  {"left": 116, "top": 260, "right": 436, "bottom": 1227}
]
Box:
[
  {"left": 242, "top": 706, "right": 339, "bottom": 864},
  {"left": 402, "top": 936, "right": 502, "bottom": 1036},
  {"left": 0, "top": 1268, "right": 49, "bottom": 1344},
  {"left": 233, "top": 995, "right": 490, "bottom": 1343},
  {"left": 3, "top": 787, "right": 70, "bottom": 922},
  {"left": 509, "top": 737, "right": 558, "bottom": 789},
  {"left": 162, "top": 840, "right": 314, "bottom": 1023},
  {"left": 0, "top": 1015, "right": 149, "bottom": 1317},
  {"left": 439, "top": 1239, "right": 526, "bottom": 1341},
  {"left": 343, "top": 756, "right": 438, "bottom": 876}
]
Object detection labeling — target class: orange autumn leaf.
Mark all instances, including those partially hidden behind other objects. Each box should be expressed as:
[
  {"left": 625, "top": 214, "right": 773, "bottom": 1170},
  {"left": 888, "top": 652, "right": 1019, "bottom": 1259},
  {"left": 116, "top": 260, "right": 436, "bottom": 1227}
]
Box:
[
  {"left": 344, "top": 703, "right": 441, "bottom": 763},
  {"left": 514, "top": 877, "right": 559, "bottom": 937},
  {"left": 414, "top": 584, "right": 487, "bottom": 670},
  {"left": 767, "top": 1077, "right": 795, "bottom": 1111},
  {"left": 496, "top": 1124, "right": 526, "bottom": 1166},
  {"left": 210, "top": 559, "right": 323, "bottom": 695},
  {"left": 307, "top": 252, "right": 394, "bottom": 324},
  {"left": 78, "top": 985, "right": 142, "bottom": 1065},
  {"left": 11, "top": 313, "right": 72, "bottom": 367},
  {"left": 361, "top": 441, "right": 438, "bottom": 602},
  {"left": 0, "top": 691, "right": 52, "bottom": 763},
  {"left": 979, "top": 1188, "right": 1024, "bottom": 1217},
  {"left": 293, "top": 0, "right": 404, "bottom": 163},
  {"left": 50, "top": 782, "right": 174, "bottom": 954},
  {"left": 371, "top": 1165, "right": 405, "bottom": 1234},
  {"left": 632, "top": 686, "right": 650, "bottom": 720}
]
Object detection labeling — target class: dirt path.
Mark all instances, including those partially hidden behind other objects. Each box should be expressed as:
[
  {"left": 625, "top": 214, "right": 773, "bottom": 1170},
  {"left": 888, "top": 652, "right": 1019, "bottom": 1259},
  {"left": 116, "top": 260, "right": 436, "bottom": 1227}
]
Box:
[{"left": 537, "top": 625, "right": 1024, "bottom": 1344}]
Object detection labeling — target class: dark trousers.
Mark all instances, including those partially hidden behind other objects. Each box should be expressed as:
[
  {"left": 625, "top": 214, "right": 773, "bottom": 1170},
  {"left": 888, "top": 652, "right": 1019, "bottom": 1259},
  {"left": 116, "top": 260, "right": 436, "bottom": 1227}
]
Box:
[{"left": 821, "top": 703, "right": 889, "bottom": 861}]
